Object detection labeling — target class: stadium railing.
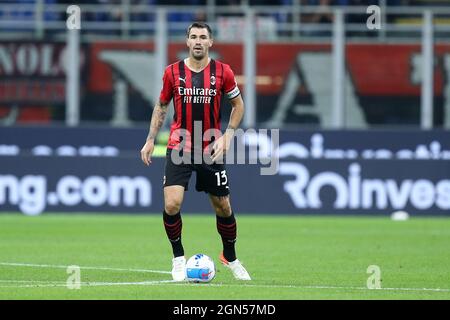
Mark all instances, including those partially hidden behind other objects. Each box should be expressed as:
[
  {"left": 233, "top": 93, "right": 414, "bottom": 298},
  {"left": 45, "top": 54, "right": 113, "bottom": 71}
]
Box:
[{"left": 1, "top": 3, "right": 450, "bottom": 41}]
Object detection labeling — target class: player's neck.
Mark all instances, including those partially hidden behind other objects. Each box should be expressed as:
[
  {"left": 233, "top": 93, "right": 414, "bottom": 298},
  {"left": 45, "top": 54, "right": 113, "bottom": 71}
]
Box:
[{"left": 185, "top": 57, "right": 211, "bottom": 73}]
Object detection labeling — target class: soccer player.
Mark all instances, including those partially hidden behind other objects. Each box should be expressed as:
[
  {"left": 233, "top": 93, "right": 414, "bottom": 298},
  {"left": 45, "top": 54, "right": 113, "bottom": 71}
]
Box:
[{"left": 140, "top": 22, "right": 251, "bottom": 281}]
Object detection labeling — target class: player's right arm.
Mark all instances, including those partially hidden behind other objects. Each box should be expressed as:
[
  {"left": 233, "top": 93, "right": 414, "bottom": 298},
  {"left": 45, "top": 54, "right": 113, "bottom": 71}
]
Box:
[
  {"left": 140, "top": 100, "right": 169, "bottom": 166},
  {"left": 140, "top": 66, "right": 174, "bottom": 166}
]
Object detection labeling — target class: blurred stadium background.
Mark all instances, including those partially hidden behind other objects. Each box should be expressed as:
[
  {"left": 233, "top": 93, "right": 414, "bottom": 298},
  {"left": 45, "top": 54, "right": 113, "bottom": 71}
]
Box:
[{"left": 0, "top": 0, "right": 450, "bottom": 300}]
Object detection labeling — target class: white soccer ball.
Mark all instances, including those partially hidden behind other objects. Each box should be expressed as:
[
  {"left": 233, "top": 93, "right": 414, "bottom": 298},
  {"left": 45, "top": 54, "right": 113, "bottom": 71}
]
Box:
[{"left": 185, "top": 254, "right": 216, "bottom": 283}]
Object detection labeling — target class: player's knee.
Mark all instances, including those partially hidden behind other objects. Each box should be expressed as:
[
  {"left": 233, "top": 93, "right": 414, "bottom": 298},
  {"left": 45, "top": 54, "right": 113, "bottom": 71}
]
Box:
[
  {"left": 213, "top": 199, "right": 232, "bottom": 217},
  {"left": 165, "top": 198, "right": 182, "bottom": 214}
]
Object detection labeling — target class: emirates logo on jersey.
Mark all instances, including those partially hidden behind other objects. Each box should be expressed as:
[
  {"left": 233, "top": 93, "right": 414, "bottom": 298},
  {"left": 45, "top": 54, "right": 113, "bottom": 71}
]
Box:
[
  {"left": 178, "top": 86, "right": 217, "bottom": 96},
  {"left": 210, "top": 75, "right": 216, "bottom": 86},
  {"left": 178, "top": 86, "right": 217, "bottom": 104}
]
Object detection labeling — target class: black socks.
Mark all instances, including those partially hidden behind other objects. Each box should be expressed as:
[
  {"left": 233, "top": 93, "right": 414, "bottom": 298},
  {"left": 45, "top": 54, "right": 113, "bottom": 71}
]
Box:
[
  {"left": 163, "top": 210, "right": 238, "bottom": 262},
  {"left": 216, "top": 212, "right": 237, "bottom": 262},
  {"left": 163, "top": 211, "right": 184, "bottom": 257}
]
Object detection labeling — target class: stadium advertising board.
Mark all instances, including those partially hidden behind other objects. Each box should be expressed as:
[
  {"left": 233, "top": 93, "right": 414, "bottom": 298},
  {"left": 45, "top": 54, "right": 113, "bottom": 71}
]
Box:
[
  {"left": 0, "top": 42, "right": 86, "bottom": 105},
  {"left": 87, "top": 42, "right": 450, "bottom": 127},
  {"left": 2, "top": 42, "right": 450, "bottom": 127},
  {"left": 1, "top": 127, "right": 449, "bottom": 216}
]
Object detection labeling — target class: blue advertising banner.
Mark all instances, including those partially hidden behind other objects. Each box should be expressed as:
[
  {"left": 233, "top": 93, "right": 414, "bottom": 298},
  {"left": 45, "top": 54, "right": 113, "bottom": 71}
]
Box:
[{"left": 1, "top": 127, "right": 449, "bottom": 216}]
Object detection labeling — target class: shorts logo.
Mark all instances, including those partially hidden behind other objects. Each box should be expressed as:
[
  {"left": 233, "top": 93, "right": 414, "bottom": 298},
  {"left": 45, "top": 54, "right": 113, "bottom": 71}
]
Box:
[
  {"left": 163, "top": 175, "right": 166, "bottom": 185},
  {"left": 210, "top": 75, "right": 216, "bottom": 86}
]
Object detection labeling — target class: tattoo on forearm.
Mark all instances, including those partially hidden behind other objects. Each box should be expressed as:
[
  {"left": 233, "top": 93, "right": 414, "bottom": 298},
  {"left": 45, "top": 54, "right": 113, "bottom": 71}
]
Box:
[{"left": 147, "top": 102, "right": 168, "bottom": 141}]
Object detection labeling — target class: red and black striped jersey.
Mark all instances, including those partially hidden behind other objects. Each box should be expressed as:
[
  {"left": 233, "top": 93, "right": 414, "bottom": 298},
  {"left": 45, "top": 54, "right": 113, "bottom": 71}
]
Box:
[{"left": 159, "top": 58, "right": 240, "bottom": 152}]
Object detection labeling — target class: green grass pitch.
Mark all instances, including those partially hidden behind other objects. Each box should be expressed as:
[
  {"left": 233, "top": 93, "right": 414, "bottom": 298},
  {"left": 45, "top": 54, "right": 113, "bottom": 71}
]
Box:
[{"left": 0, "top": 213, "right": 449, "bottom": 300}]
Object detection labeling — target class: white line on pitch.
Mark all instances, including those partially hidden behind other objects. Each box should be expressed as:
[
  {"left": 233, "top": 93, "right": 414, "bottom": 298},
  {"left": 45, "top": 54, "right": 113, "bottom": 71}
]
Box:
[
  {"left": 0, "top": 262, "right": 171, "bottom": 274},
  {"left": 0, "top": 280, "right": 65, "bottom": 284},
  {"left": 1, "top": 262, "right": 448, "bottom": 293},
  {"left": 0, "top": 279, "right": 449, "bottom": 293},
  {"left": 190, "top": 283, "right": 450, "bottom": 293},
  {"left": 0, "top": 280, "right": 176, "bottom": 288}
]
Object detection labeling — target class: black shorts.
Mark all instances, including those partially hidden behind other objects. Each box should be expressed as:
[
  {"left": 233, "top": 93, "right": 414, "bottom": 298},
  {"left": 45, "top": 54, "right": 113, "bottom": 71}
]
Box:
[{"left": 163, "top": 149, "right": 230, "bottom": 197}]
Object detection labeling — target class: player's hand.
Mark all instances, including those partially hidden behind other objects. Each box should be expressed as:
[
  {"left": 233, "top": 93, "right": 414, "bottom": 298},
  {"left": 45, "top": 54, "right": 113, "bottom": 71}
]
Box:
[
  {"left": 211, "top": 131, "right": 233, "bottom": 163},
  {"left": 140, "top": 139, "right": 155, "bottom": 166}
]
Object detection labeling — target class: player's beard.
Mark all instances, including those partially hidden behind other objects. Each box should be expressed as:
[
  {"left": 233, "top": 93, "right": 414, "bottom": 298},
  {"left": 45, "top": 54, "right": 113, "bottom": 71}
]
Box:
[{"left": 191, "top": 48, "right": 206, "bottom": 61}]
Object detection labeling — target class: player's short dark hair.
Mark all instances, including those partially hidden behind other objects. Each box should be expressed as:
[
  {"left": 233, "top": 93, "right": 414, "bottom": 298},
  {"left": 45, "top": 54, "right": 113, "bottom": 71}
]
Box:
[{"left": 186, "top": 22, "right": 213, "bottom": 38}]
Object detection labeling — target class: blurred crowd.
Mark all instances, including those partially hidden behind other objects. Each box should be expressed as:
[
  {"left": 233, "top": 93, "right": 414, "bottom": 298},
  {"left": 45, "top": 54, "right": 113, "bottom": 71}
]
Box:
[{"left": 0, "top": 0, "right": 447, "bottom": 34}]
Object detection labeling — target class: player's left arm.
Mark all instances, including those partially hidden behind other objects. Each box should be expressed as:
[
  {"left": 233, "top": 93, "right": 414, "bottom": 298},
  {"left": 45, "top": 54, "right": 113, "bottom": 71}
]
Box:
[{"left": 211, "top": 95, "right": 244, "bottom": 162}]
